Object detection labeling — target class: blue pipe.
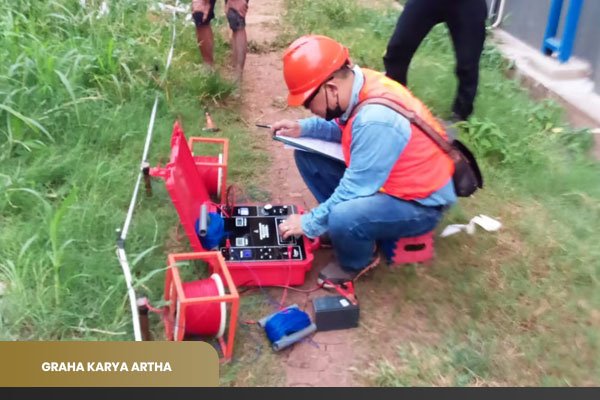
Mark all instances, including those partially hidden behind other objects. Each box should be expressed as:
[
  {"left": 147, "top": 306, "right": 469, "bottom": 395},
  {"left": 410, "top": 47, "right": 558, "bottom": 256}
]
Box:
[
  {"left": 542, "top": 0, "right": 564, "bottom": 55},
  {"left": 542, "top": 0, "right": 584, "bottom": 63},
  {"left": 559, "top": 0, "right": 584, "bottom": 62}
]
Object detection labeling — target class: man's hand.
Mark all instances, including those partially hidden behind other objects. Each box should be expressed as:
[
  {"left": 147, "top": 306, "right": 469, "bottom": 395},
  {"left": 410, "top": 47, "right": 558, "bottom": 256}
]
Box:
[
  {"left": 271, "top": 119, "right": 301, "bottom": 138},
  {"left": 192, "top": 0, "right": 211, "bottom": 22},
  {"left": 226, "top": 0, "right": 248, "bottom": 17},
  {"left": 278, "top": 214, "right": 304, "bottom": 239}
]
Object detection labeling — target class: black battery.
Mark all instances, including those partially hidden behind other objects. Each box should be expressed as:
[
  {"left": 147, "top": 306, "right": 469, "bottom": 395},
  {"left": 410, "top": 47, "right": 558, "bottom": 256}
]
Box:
[{"left": 312, "top": 295, "right": 359, "bottom": 331}]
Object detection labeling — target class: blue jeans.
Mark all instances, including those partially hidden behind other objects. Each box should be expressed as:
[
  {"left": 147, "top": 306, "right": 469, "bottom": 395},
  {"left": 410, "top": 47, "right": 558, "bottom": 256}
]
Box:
[{"left": 294, "top": 150, "right": 444, "bottom": 271}]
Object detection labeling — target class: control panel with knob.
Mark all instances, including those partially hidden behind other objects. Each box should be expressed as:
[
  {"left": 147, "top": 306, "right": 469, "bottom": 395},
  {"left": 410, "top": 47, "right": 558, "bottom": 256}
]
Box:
[
  {"left": 260, "top": 204, "right": 293, "bottom": 216},
  {"left": 218, "top": 204, "right": 306, "bottom": 262}
]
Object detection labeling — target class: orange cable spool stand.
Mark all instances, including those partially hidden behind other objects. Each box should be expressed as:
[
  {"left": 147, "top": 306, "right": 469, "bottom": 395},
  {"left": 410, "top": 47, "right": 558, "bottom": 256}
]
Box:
[
  {"left": 164, "top": 251, "right": 239, "bottom": 362},
  {"left": 188, "top": 136, "right": 228, "bottom": 203}
]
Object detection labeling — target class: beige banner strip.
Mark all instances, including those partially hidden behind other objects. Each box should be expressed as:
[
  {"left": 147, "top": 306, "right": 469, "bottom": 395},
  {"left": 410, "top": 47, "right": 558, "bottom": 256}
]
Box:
[{"left": 0, "top": 342, "right": 219, "bottom": 387}]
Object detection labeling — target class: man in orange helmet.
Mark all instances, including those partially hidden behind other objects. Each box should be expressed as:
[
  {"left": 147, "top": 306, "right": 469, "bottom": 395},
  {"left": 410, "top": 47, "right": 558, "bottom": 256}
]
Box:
[{"left": 272, "top": 35, "right": 456, "bottom": 285}]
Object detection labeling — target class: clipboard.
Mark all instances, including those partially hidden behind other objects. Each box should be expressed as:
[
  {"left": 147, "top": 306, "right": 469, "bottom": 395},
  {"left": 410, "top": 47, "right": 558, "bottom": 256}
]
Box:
[{"left": 272, "top": 135, "right": 345, "bottom": 162}]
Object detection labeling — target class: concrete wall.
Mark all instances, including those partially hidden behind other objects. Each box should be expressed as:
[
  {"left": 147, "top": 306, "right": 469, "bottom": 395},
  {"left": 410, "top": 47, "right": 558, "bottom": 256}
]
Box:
[{"left": 488, "top": 0, "right": 600, "bottom": 92}]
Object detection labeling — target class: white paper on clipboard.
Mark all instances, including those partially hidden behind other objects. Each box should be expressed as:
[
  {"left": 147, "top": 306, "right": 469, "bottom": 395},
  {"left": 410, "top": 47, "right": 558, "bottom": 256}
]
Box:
[{"left": 273, "top": 135, "right": 345, "bottom": 162}]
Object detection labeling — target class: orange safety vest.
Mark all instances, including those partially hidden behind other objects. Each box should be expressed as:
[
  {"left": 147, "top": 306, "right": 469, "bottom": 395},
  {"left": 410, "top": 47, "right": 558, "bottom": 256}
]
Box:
[{"left": 339, "top": 68, "right": 454, "bottom": 200}]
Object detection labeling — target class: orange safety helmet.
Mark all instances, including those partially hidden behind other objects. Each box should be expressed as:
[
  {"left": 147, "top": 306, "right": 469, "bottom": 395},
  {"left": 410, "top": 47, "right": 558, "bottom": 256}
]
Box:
[{"left": 282, "top": 35, "right": 350, "bottom": 107}]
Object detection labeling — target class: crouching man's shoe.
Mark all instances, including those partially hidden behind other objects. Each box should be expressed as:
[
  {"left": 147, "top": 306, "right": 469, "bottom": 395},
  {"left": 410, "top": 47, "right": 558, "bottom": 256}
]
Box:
[
  {"left": 317, "top": 254, "right": 381, "bottom": 287},
  {"left": 318, "top": 233, "right": 333, "bottom": 248}
]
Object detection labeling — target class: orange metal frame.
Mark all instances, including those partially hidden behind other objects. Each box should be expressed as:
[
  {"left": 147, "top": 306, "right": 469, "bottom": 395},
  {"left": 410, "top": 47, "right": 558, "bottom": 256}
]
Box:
[
  {"left": 164, "top": 251, "right": 239, "bottom": 362},
  {"left": 188, "top": 137, "right": 229, "bottom": 205}
]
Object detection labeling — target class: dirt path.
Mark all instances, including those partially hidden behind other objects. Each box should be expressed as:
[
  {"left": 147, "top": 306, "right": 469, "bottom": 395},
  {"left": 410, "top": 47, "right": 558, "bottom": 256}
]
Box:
[
  {"left": 240, "top": 0, "right": 362, "bottom": 387},
  {"left": 238, "top": 0, "right": 426, "bottom": 387}
]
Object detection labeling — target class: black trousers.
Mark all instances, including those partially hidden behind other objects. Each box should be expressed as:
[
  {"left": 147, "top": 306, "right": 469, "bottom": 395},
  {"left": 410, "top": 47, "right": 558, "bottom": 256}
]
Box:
[{"left": 383, "top": 0, "right": 488, "bottom": 120}]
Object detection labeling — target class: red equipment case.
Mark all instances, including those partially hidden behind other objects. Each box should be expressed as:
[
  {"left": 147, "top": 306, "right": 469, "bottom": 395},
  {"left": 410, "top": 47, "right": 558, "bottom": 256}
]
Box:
[{"left": 150, "top": 121, "right": 317, "bottom": 287}]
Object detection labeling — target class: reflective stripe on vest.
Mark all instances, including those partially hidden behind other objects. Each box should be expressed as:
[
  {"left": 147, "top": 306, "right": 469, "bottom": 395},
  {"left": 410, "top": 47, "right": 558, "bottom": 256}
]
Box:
[{"left": 339, "top": 68, "right": 454, "bottom": 200}]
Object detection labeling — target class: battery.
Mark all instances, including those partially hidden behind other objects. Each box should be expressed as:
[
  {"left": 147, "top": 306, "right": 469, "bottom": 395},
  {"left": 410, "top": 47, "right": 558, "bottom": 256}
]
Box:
[{"left": 312, "top": 295, "right": 359, "bottom": 331}]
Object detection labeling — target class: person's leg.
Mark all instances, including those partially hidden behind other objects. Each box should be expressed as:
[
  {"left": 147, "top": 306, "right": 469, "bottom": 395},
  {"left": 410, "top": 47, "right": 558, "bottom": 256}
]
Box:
[
  {"left": 192, "top": 0, "right": 217, "bottom": 67},
  {"left": 327, "top": 194, "right": 443, "bottom": 272},
  {"left": 231, "top": 29, "right": 247, "bottom": 81},
  {"left": 195, "top": 26, "right": 214, "bottom": 66},
  {"left": 225, "top": 0, "right": 249, "bottom": 81},
  {"left": 446, "top": 0, "right": 487, "bottom": 120},
  {"left": 294, "top": 150, "right": 346, "bottom": 204},
  {"left": 383, "top": 0, "right": 443, "bottom": 85}
]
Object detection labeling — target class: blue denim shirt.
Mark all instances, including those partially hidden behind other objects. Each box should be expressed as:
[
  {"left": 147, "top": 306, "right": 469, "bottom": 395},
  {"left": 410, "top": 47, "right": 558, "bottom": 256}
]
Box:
[{"left": 298, "top": 66, "right": 456, "bottom": 238}]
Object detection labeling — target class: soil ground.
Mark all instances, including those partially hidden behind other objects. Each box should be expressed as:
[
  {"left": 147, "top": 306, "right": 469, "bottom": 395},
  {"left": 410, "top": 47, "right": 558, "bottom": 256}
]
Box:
[{"left": 235, "top": 0, "right": 423, "bottom": 387}]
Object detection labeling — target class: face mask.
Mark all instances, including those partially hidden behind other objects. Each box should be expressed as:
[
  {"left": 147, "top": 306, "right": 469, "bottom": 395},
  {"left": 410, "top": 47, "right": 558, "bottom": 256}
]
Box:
[{"left": 324, "top": 88, "right": 344, "bottom": 121}]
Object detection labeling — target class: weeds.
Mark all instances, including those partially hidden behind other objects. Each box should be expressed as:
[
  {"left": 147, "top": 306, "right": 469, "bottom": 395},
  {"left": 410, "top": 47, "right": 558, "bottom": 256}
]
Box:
[
  {"left": 1, "top": 0, "right": 598, "bottom": 387},
  {"left": 0, "top": 0, "right": 259, "bottom": 342},
  {"left": 285, "top": 0, "right": 600, "bottom": 386}
]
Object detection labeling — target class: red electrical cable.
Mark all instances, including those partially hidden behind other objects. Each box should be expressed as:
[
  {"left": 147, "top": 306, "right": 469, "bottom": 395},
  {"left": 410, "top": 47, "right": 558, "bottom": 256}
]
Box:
[
  {"left": 278, "top": 245, "right": 294, "bottom": 309},
  {"left": 207, "top": 201, "right": 230, "bottom": 217},
  {"left": 270, "top": 283, "right": 324, "bottom": 293},
  {"left": 141, "top": 299, "right": 164, "bottom": 314},
  {"left": 181, "top": 275, "right": 225, "bottom": 338}
]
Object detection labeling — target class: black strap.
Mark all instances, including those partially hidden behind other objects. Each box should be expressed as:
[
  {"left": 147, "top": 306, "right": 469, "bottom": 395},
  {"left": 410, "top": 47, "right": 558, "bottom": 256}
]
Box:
[{"left": 348, "top": 97, "right": 455, "bottom": 155}]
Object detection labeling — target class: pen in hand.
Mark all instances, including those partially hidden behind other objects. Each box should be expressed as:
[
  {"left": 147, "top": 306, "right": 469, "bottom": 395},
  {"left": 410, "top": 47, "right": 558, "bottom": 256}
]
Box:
[{"left": 256, "top": 123, "right": 280, "bottom": 137}]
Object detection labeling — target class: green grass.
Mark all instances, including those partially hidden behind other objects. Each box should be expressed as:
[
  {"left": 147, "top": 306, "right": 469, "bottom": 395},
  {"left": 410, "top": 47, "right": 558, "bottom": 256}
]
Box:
[
  {"left": 284, "top": 0, "right": 600, "bottom": 387},
  {"left": 1, "top": 0, "right": 599, "bottom": 387},
  {"left": 0, "top": 0, "right": 282, "bottom": 385},
  {"left": 0, "top": 0, "right": 266, "bottom": 342}
]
